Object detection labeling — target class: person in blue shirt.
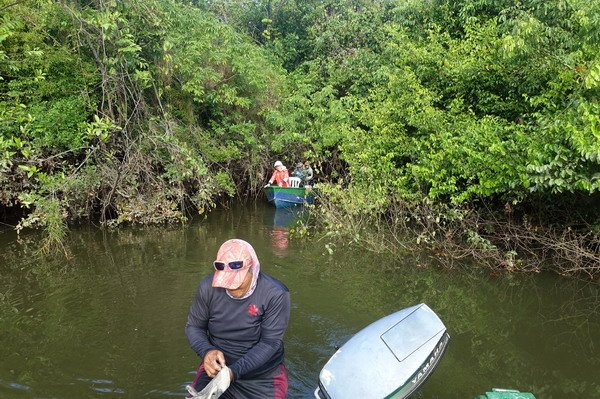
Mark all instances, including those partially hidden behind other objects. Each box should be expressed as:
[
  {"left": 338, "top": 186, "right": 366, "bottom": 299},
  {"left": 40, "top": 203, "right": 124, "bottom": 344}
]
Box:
[{"left": 186, "top": 239, "right": 291, "bottom": 399}]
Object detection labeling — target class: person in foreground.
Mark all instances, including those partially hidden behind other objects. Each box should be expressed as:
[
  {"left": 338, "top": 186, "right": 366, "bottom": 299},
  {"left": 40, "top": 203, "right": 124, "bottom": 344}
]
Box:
[{"left": 186, "top": 239, "right": 291, "bottom": 399}]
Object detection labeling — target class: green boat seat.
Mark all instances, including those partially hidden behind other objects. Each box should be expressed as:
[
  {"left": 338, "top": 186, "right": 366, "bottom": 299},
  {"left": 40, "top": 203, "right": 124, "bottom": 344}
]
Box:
[{"left": 476, "top": 388, "right": 536, "bottom": 399}]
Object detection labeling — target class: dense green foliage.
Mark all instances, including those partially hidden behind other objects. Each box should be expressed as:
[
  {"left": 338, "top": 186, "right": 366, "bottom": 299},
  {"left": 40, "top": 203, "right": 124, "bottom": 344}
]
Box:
[
  {"left": 1, "top": 0, "right": 283, "bottom": 242},
  {"left": 198, "top": 0, "right": 600, "bottom": 205},
  {"left": 250, "top": 0, "right": 600, "bottom": 207},
  {"left": 1, "top": 0, "right": 599, "bottom": 269}
]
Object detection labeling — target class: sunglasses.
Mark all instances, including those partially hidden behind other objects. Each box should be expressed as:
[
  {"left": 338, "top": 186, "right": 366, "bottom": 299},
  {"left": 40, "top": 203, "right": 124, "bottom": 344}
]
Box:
[{"left": 213, "top": 260, "right": 245, "bottom": 271}]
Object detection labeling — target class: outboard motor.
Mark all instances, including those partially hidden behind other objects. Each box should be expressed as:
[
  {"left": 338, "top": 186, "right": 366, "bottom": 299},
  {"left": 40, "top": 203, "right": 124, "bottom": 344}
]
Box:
[{"left": 315, "top": 304, "right": 449, "bottom": 399}]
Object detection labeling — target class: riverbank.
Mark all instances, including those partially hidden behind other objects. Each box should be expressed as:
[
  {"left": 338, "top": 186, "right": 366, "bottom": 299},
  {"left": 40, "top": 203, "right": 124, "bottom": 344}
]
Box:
[{"left": 309, "top": 186, "right": 600, "bottom": 281}]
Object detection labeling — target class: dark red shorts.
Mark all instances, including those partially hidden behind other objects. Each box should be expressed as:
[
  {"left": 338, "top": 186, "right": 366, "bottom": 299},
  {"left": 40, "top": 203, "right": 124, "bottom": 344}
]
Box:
[{"left": 191, "top": 363, "right": 288, "bottom": 399}]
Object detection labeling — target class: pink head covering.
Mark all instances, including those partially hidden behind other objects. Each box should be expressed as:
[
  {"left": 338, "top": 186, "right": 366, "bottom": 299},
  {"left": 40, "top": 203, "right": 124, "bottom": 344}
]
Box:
[{"left": 212, "top": 239, "right": 260, "bottom": 298}]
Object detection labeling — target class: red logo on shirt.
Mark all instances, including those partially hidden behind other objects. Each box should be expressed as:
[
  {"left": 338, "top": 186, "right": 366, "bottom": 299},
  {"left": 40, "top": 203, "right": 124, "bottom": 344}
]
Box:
[{"left": 248, "top": 304, "right": 259, "bottom": 316}]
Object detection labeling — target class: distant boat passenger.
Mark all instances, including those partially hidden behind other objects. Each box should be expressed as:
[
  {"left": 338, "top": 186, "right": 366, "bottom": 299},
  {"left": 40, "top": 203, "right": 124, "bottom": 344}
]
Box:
[
  {"left": 266, "top": 160, "right": 290, "bottom": 187},
  {"left": 291, "top": 162, "right": 304, "bottom": 180},
  {"left": 291, "top": 161, "right": 313, "bottom": 186},
  {"left": 302, "top": 161, "right": 313, "bottom": 186}
]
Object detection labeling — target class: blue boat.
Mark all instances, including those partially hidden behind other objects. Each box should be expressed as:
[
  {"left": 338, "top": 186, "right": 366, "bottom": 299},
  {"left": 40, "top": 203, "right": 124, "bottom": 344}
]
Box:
[{"left": 264, "top": 186, "right": 315, "bottom": 208}]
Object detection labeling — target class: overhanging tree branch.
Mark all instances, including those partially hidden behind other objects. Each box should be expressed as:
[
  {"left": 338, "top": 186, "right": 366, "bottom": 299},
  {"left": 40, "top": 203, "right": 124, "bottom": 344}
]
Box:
[{"left": 0, "top": 0, "right": 26, "bottom": 12}]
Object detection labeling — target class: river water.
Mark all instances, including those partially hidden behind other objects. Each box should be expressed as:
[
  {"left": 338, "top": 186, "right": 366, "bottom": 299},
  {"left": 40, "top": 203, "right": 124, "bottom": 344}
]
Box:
[{"left": 1, "top": 204, "right": 599, "bottom": 399}]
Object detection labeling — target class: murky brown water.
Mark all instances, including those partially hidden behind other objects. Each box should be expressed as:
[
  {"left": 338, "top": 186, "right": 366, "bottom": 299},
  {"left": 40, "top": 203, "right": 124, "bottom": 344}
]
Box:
[{"left": 1, "top": 204, "right": 599, "bottom": 398}]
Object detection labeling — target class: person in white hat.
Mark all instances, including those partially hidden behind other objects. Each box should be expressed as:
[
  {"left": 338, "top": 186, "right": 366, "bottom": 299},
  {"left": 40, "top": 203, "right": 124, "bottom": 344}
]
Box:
[{"left": 266, "top": 160, "right": 289, "bottom": 187}]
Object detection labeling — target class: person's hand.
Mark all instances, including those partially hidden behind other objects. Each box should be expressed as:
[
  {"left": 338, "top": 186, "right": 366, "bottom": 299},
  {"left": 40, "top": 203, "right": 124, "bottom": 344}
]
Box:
[
  {"left": 264, "top": 183, "right": 270, "bottom": 187},
  {"left": 203, "top": 349, "right": 226, "bottom": 378}
]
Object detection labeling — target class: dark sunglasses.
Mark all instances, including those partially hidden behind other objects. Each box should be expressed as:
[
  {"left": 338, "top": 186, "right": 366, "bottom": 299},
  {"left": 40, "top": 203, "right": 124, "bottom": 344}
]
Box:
[{"left": 213, "top": 260, "right": 245, "bottom": 271}]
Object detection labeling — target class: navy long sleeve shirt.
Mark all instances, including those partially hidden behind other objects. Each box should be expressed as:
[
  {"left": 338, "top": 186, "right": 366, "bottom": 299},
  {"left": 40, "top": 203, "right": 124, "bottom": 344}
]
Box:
[{"left": 185, "top": 272, "right": 290, "bottom": 380}]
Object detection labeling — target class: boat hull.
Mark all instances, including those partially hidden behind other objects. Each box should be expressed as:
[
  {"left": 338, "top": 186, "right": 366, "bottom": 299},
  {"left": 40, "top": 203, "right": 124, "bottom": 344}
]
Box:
[{"left": 264, "top": 186, "right": 315, "bottom": 208}]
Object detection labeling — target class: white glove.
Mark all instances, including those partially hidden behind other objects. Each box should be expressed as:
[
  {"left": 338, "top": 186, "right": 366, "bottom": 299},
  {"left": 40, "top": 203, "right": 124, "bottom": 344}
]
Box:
[{"left": 186, "top": 366, "right": 231, "bottom": 399}]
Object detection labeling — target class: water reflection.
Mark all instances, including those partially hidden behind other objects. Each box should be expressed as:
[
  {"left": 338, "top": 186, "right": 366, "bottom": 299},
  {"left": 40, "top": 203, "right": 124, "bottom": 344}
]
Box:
[
  {"left": 269, "top": 207, "right": 306, "bottom": 257},
  {"left": 0, "top": 204, "right": 599, "bottom": 399}
]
